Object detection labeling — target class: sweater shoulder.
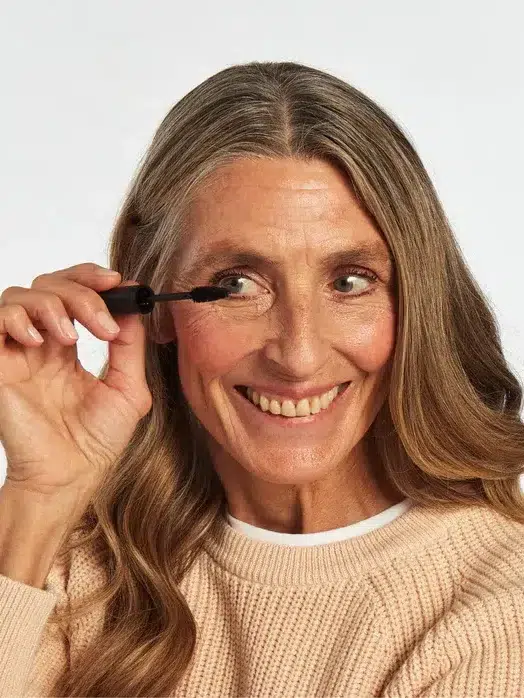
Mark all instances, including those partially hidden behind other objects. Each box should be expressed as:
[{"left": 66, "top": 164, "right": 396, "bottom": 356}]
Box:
[
  {"left": 451, "top": 504, "right": 524, "bottom": 588},
  {"left": 382, "top": 505, "right": 524, "bottom": 696}
]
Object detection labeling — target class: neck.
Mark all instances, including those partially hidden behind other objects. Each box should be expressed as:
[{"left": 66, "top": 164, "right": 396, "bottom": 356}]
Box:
[{"left": 210, "top": 438, "right": 405, "bottom": 535}]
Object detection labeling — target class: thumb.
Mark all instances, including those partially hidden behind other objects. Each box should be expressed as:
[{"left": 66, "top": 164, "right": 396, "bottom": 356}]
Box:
[{"left": 101, "top": 281, "right": 151, "bottom": 410}]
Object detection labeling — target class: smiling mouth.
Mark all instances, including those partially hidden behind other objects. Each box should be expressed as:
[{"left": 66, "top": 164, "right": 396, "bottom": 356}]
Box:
[{"left": 233, "top": 382, "right": 351, "bottom": 418}]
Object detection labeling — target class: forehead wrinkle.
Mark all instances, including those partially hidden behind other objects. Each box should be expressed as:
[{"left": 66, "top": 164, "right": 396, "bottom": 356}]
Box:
[
  {"left": 208, "top": 190, "right": 353, "bottom": 227},
  {"left": 177, "top": 236, "right": 392, "bottom": 280}
]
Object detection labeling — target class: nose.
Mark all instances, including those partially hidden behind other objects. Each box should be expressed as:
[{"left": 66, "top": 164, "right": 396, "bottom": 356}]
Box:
[{"left": 261, "top": 294, "right": 330, "bottom": 380}]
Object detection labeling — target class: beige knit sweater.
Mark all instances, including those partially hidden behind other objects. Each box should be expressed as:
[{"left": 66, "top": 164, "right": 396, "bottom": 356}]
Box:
[{"left": 1, "top": 499, "right": 524, "bottom": 697}]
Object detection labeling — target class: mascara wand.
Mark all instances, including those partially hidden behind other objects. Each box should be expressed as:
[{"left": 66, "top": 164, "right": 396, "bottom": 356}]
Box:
[{"left": 98, "top": 284, "right": 231, "bottom": 316}]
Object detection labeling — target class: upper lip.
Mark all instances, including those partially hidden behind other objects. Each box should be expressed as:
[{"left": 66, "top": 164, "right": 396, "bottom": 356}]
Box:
[{"left": 236, "top": 381, "right": 351, "bottom": 402}]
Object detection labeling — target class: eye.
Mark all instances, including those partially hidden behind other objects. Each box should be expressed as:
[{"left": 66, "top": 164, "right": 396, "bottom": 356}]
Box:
[
  {"left": 209, "top": 267, "right": 378, "bottom": 298},
  {"left": 212, "top": 273, "right": 259, "bottom": 296},
  {"left": 333, "top": 270, "right": 378, "bottom": 296},
  {"left": 210, "top": 268, "right": 264, "bottom": 297}
]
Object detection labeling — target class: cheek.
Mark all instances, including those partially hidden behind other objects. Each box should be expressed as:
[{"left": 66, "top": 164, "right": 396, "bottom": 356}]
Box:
[
  {"left": 341, "top": 308, "right": 396, "bottom": 373},
  {"left": 171, "top": 300, "right": 396, "bottom": 378},
  {"left": 172, "top": 306, "right": 251, "bottom": 377}
]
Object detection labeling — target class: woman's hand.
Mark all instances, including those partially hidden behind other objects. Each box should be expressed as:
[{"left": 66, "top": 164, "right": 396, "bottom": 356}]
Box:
[{"left": 0, "top": 262, "right": 152, "bottom": 506}]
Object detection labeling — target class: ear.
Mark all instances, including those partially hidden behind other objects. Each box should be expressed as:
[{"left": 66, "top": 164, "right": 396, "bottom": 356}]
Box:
[
  {"left": 151, "top": 328, "right": 176, "bottom": 345},
  {"left": 149, "top": 306, "right": 177, "bottom": 345}
]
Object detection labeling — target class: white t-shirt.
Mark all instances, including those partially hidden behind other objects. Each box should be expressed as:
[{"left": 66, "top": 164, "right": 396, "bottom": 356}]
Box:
[{"left": 226, "top": 498, "right": 413, "bottom": 547}]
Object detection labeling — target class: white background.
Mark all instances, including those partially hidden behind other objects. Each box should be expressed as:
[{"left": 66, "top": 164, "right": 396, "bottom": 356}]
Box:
[{"left": 0, "top": 1, "right": 522, "bottom": 485}]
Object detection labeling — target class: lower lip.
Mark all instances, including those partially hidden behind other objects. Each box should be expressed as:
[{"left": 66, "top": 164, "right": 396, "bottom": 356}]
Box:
[{"left": 231, "top": 382, "right": 352, "bottom": 430}]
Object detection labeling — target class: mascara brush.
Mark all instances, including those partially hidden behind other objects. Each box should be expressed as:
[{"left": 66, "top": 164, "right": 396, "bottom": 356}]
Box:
[{"left": 98, "top": 284, "right": 231, "bottom": 316}]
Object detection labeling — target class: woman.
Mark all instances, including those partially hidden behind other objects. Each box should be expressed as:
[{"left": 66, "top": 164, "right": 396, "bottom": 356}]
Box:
[{"left": 1, "top": 60, "right": 524, "bottom": 697}]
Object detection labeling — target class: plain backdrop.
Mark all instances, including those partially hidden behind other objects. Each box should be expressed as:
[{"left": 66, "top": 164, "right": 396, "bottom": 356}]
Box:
[{"left": 0, "top": 1, "right": 522, "bottom": 488}]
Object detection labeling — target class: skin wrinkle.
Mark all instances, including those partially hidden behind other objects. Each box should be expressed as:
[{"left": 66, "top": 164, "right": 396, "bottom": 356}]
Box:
[
  {"left": 177, "top": 237, "right": 392, "bottom": 278},
  {"left": 154, "top": 157, "right": 405, "bottom": 534}
]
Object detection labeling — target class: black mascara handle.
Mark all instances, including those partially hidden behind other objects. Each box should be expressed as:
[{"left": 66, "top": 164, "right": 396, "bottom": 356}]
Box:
[
  {"left": 99, "top": 285, "right": 155, "bottom": 315},
  {"left": 98, "top": 284, "right": 230, "bottom": 315}
]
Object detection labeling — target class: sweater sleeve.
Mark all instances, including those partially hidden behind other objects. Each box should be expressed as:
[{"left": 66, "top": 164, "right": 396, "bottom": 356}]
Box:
[
  {"left": 415, "top": 593, "right": 524, "bottom": 697},
  {"left": 0, "top": 573, "right": 68, "bottom": 697},
  {"left": 384, "top": 586, "right": 524, "bottom": 697},
  {"left": 0, "top": 536, "right": 73, "bottom": 698}
]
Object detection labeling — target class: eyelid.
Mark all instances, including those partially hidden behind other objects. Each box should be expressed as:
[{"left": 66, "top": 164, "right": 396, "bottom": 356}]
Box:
[
  {"left": 210, "top": 267, "right": 266, "bottom": 294},
  {"left": 209, "top": 266, "right": 379, "bottom": 294},
  {"left": 336, "top": 265, "right": 378, "bottom": 279},
  {"left": 210, "top": 267, "right": 259, "bottom": 284}
]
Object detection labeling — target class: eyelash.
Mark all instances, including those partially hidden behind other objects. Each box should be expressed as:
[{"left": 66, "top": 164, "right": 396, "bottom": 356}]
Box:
[{"left": 209, "top": 266, "right": 379, "bottom": 298}]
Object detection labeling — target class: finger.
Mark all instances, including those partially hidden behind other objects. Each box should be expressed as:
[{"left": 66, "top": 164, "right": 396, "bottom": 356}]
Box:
[
  {"left": 101, "top": 281, "right": 152, "bottom": 415},
  {"left": 1, "top": 275, "right": 122, "bottom": 343},
  {"left": 0, "top": 303, "right": 44, "bottom": 352},
  {"left": 50, "top": 262, "right": 121, "bottom": 280}
]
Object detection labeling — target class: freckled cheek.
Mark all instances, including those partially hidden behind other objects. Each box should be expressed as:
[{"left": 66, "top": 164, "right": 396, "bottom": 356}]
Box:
[
  {"left": 173, "top": 308, "right": 252, "bottom": 376},
  {"left": 342, "top": 313, "right": 396, "bottom": 373}
]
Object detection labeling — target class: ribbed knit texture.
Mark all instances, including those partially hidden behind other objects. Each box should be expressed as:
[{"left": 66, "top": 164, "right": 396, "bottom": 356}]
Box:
[{"left": 1, "top": 499, "right": 524, "bottom": 697}]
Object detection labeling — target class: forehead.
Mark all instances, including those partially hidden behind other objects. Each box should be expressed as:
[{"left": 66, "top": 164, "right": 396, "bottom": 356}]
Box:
[
  {"left": 187, "top": 157, "right": 372, "bottom": 231},
  {"left": 177, "top": 157, "right": 390, "bottom": 270}
]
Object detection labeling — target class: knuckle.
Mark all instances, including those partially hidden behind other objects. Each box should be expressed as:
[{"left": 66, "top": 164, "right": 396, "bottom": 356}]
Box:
[
  {"left": 5, "top": 304, "right": 27, "bottom": 321},
  {"left": 31, "top": 273, "right": 51, "bottom": 288},
  {"left": 73, "top": 287, "right": 100, "bottom": 314},
  {"left": 0, "top": 286, "right": 23, "bottom": 305},
  {"left": 37, "top": 292, "right": 65, "bottom": 315},
  {"left": 80, "top": 262, "right": 101, "bottom": 273},
  {"left": 90, "top": 262, "right": 104, "bottom": 272},
  {"left": 79, "top": 262, "right": 111, "bottom": 275}
]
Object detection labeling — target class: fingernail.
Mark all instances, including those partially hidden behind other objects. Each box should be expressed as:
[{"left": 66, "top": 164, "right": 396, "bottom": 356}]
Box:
[
  {"left": 60, "top": 317, "right": 79, "bottom": 340},
  {"left": 27, "top": 325, "right": 44, "bottom": 342}
]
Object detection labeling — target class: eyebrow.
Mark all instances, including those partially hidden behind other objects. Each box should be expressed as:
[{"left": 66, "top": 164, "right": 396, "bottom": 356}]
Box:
[{"left": 180, "top": 240, "right": 392, "bottom": 278}]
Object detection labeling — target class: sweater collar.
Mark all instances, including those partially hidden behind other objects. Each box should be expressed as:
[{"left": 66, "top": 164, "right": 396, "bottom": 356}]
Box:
[
  {"left": 225, "top": 498, "right": 413, "bottom": 546},
  {"left": 202, "top": 499, "right": 480, "bottom": 586}
]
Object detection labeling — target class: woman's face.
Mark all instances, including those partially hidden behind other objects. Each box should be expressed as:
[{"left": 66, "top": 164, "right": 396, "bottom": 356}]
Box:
[{"left": 161, "top": 156, "right": 396, "bottom": 490}]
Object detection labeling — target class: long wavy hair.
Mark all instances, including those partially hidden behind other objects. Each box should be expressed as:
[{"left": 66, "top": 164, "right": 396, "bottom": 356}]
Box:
[{"left": 48, "top": 60, "right": 524, "bottom": 697}]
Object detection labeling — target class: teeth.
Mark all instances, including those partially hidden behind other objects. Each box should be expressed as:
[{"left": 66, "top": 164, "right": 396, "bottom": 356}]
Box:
[{"left": 244, "top": 385, "right": 343, "bottom": 418}]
